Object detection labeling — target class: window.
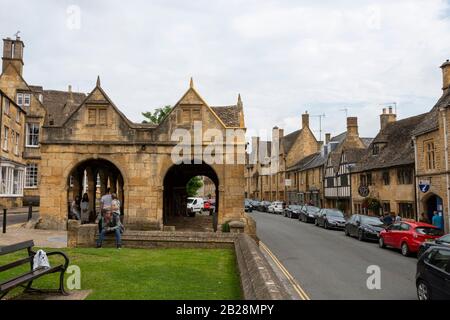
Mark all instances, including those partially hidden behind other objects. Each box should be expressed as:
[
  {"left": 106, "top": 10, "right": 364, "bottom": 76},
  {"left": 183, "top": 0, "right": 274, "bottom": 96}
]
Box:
[
  {"left": 382, "top": 202, "right": 391, "bottom": 214},
  {"left": 367, "top": 173, "right": 372, "bottom": 186},
  {"left": 25, "top": 163, "right": 38, "bottom": 188},
  {"left": 400, "top": 223, "right": 411, "bottom": 231},
  {"left": 24, "top": 93, "right": 31, "bottom": 107},
  {"left": 0, "top": 165, "right": 24, "bottom": 196},
  {"left": 382, "top": 171, "right": 390, "bottom": 185},
  {"left": 425, "top": 141, "right": 436, "bottom": 170},
  {"left": 398, "top": 202, "right": 415, "bottom": 219},
  {"left": 14, "top": 132, "right": 19, "bottom": 155},
  {"left": 3, "top": 126, "right": 8, "bottom": 151},
  {"left": 397, "top": 168, "right": 413, "bottom": 184},
  {"left": 15, "top": 108, "right": 20, "bottom": 123},
  {"left": 88, "top": 108, "right": 96, "bottom": 124},
  {"left": 427, "top": 249, "right": 450, "bottom": 272},
  {"left": 326, "top": 177, "right": 334, "bottom": 188},
  {"left": 26, "top": 123, "right": 39, "bottom": 147},
  {"left": 98, "top": 108, "right": 107, "bottom": 125},
  {"left": 340, "top": 174, "right": 348, "bottom": 187},
  {"left": 373, "top": 144, "right": 380, "bottom": 155},
  {"left": 4, "top": 98, "right": 10, "bottom": 115},
  {"left": 360, "top": 173, "right": 372, "bottom": 186},
  {"left": 16, "top": 93, "right": 23, "bottom": 106}
]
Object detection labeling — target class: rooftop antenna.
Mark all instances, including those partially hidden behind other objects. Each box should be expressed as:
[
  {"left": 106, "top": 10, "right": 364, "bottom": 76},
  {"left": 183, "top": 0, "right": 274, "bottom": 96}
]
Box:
[
  {"left": 381, "top": 102, "right": 397, "bottom": 114},
  {"left": 339, "top": 108, "right": 349, "bottom": 118},
  {"left": 311, "top": 113, "right": 326, "bottom": 141}
]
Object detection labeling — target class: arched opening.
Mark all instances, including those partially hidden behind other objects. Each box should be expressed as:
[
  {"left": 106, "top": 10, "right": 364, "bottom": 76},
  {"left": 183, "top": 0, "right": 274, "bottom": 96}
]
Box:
[
  {"left": 163, "top": 162, "right": 219, "bottom": 232},
  {"left": 67, "top": 159, "right": 125, "bottom": 224},
  {"left": 423, "top": 193, "right": 443, "bottom": 223}
]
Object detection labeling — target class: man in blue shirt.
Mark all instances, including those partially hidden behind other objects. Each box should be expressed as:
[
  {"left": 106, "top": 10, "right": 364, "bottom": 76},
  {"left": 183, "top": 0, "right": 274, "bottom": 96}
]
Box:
[{"left": 431, "top": 211, "right": 444, "bottom": 230}]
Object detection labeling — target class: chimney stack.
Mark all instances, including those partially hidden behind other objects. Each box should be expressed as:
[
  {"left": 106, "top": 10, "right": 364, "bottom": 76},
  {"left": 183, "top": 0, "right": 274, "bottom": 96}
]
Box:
[
  {"left": 2, "top": 35, "right": 24, "bottom": 75},
  {"left": 441, "top": 60, "right": 450, "bottom": 92},
  {"left": 347, "top": 117, "right": 359, "bottom": 137},
  {"left": 325, "top": 133, "right": 331, "bottom": 144},
  {"left": 380, "top": 107, "right": 396, "bottom": 130},
  {"left": 302, "top": 111, "right": 309, "bottom": 128}
]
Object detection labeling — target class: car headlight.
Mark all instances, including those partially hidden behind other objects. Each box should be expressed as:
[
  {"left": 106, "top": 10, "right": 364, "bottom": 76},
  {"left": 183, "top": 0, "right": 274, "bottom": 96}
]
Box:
[{"left": 308, "top": 214, "right": 314, "bottom": 217}]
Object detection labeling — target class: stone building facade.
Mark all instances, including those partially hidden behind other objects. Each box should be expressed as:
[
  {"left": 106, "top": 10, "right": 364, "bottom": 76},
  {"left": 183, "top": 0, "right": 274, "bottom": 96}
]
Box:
[
  {"left": 351, "top": 108, "right": 426, "bottom": 219},
  {"left": 0, "top": 35, "right": 248, "bottom": 232},
  {"left": 413, "top": 60, "right": 450, "bottom": 232}
]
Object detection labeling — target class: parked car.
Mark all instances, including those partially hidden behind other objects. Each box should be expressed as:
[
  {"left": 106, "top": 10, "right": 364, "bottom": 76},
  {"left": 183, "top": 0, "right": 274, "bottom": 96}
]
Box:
[
  {"left": 315, "top": 208, "right": 346, "bottom": 230},
  {"left": 244, "top": 199, "right": 253, "bottom": 212},
  {"left": 258, "top": 201, "right": 271, "bottom": 212},
  {"left": 268, "top": 201, "right": 284, "bottom": 214},
  {"left": 379, "top": 221, "right": 444, "bottom": 256},
  {"left": 284, "top": 205, "right": 302, "bottom": 219},
  {"left": 418, "top": 233, "right": 450, "bottom": 258},
  {"left": 299, "top": 205, "right": 320, "bottom": 223},
  {"left": 416, "top": 247, "right": 450, "bottom": 300},
  {"left": 345, "top": 214, "right": 386, "bottom": 241},
  {"left": 186, "top": 197, "right": 204, "bottom": 217}
]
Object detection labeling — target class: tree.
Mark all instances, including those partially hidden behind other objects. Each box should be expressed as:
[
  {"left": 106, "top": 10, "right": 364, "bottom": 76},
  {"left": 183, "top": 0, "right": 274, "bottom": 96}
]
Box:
[
  {"left": 186, "top": 176, "right": 203, "bottom": 197},
  {"left": 142, "top": 105, "right": 172, "bottom": 124}
]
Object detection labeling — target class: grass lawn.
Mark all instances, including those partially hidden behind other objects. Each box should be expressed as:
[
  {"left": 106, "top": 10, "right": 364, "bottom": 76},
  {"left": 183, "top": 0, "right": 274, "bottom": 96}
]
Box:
[{"left": 0, "top": 247, "right": 242, "bottom": 300}]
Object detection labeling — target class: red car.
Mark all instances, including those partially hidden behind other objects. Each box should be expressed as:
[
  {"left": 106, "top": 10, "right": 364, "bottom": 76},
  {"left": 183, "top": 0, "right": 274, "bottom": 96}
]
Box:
[
  {"left": 203, "top": 201, "right": 211, "bottom": 210},
  {"left": 379, "top": 220, "right": 444, "bottom": 256}
]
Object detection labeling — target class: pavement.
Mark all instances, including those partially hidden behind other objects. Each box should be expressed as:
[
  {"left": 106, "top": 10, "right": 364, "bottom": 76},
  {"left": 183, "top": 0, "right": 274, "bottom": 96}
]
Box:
[
  {"left": 249, "top": 210, "right": 418, "bottom": 300},
  {"left": 0, "top": 207, "right": 39, "bottom": 228},
  {"left": 0, "top": 223, "right": 67, "bottom": 248}
]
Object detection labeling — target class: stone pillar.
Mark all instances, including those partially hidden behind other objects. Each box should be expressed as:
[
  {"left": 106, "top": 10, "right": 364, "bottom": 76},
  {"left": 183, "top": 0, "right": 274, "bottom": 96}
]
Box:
[{"left": 86, "top": 168, "right": 97, "bottom": 217}]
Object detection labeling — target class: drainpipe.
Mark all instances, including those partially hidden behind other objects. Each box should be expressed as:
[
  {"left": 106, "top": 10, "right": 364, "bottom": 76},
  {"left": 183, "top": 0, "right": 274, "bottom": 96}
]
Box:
[
  {"left": 441, "top": 108, "right": 450, "bottom": 233},
  {"left": 413, "top": 136, "right": 419, "bottom": 221}
]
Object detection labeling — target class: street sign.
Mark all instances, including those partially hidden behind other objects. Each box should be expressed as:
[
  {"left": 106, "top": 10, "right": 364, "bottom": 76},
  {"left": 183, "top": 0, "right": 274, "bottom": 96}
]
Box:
[
  {"left": 285, "top": 179, "right": 292, "bottom": 187},
  {"left": 418, "top": 180, "right": 430, "bottom": 193}
]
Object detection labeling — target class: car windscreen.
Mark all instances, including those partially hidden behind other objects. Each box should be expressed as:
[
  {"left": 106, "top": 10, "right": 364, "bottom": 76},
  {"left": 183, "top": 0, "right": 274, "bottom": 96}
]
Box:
[
  {"left": 325, "top": 210, "right": 344, "bottom": 217},
  {"left": 438, "top": 234, "right": 450, "bottom": 243},
  {"left": 361, "top": 216, "right": 384, "bottom": 226},
  {"left": 187, "top": 198, "right": 195, "bottom": 204},
  {"left": 415, "top": 227, "right": 443, "bottom": 236},
  {"left": 306, "top": 206, "right": 320, "bottom": 213}
]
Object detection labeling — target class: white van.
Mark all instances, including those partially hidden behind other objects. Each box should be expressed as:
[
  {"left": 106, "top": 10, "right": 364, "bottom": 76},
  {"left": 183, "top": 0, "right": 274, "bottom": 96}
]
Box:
[{"left": 186, "top": 197, "right": 204, "bottom": 217}]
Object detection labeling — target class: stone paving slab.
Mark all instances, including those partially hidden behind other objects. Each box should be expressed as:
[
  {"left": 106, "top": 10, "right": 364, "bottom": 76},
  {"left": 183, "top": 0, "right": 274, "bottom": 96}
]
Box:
[
  {"left": 11, "top": 290, "right": 92, "bottom": 300},
  {"left": 0, "top": 225, "right": 67, "bottom": 248}
]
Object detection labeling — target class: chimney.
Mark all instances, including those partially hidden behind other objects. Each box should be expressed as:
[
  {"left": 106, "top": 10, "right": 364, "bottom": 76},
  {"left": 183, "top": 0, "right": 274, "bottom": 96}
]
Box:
[
  {"left": 2, "top": 35, "right": 24, "bottom": 75},
  {"left": 325, "top": 133, "right": 331, "bottom": 144},
  {"left": 380, "top": 107, "right": 396, "bottom": 130},
  {"left": 302, "top": 111, "right": 309, "bottom": 128},
  {"left": 441, "top": 59, "right": 450, "bottom": 92},
  {"left": 347, "top": 117, "right": 359, "bottom": 137},
  {"left": 67, "top": 85, "right": 74, "bottom": 104}
]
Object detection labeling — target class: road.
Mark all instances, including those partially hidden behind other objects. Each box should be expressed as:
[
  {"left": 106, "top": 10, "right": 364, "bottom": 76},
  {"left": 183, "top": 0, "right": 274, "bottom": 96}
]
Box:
[
  {"left": 249, "top": 211, "right": 418, "bottom": 300},
  {"left": 0, "top": 212, "right": 39, "bottom": 229}
]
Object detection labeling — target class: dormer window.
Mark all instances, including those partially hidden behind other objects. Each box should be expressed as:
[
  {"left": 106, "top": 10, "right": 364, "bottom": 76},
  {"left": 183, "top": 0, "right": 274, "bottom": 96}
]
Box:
[{"left": 373, "top": 144, "right": 380, "bottom": 155}]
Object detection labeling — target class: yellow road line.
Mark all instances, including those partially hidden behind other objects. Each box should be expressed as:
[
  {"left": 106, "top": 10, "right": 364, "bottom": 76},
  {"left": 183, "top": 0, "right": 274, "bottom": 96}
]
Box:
[{"left": 260, "top": 241, "right": 311, "bottom": 300}]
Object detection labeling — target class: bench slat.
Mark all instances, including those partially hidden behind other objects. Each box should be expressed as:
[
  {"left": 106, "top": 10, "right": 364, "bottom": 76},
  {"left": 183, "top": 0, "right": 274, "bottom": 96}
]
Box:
[
  {"left": 0, "top": 265, "right": 63, "bottom": 292},
  {"left": 0, "top": 240, "right": 34, "bottom": 256},
  {"left": 0, "top": 256, "right": 33, "bottom": 273}
]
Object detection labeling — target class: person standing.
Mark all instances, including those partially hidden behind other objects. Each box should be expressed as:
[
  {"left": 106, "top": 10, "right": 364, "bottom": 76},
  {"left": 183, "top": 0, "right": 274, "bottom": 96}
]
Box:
[
  {"left": 432, "top": 211, "right": 444, "bottom": 230},
  {"left": 111, "top": 193, "right": 122, "bottom": 222},
  {"left": 80, "top": 193, "right": 90, "bottom": 223},
  {"left": 395, "top": 214, "right": 402, "bottom": 223},
  {"left": 96, "top": 209, "right": 122, "bottom": 249},
  {"left": 100, "top": 187, "right": 112, "bottom": 211},
  {"left": 70, "top": 195, "right": 81, "bottom": 220}
]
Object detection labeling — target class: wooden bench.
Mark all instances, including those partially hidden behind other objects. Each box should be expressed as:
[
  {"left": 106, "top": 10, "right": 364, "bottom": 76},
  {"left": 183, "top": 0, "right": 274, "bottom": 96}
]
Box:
[{"left": 0, "top": 240, "right": 69, "bottom": 299}]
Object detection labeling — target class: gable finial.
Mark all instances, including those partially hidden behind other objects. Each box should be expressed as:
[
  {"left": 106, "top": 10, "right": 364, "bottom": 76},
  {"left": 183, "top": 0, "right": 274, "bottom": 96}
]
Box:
[
  {"left": 96, "top": 75, "right": 101, "bottom": 87},
  {"left": 237, "top": 93, "right": 243, "bottom": 108},
  {"left": 189, "top": 77, "right": 194, "bottom": 89}
]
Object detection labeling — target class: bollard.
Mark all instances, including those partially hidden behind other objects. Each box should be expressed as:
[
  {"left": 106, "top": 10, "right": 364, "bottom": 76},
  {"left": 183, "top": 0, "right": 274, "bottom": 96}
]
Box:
[
  {"left": 27, "top": 205, "right": 32, "bottom": 221},
  {"left": 2, "top": 208, "right": 6, "bottom": 234}
]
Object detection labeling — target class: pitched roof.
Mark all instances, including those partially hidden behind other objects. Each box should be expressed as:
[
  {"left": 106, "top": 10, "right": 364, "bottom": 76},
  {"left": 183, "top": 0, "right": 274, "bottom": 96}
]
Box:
[
  {"left": 353, "top": 113, "right": 428, "bottom": 172},
  {"left": 287, "top": 152, "right": 325, "bottom": 172},
  {"left": 361, "top": 137, "right": 374, "bottom": 147},
  {"left": 43, "top": 90, "right": 87, "bottom": 126},
  {"left": 281, "top": 129, "right": 302, "bottom": 153},
  {"left": 210, "top": 105, "right": 240, "bottom": 127},
  {"left": 413, "top": 89, "right": 450, "bottom": 136}
]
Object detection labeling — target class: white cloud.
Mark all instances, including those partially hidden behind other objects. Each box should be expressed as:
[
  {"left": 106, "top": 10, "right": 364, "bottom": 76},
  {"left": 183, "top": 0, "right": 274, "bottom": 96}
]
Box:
[{"left": 0, "top": 0, "right": 449, "bottom": 139}]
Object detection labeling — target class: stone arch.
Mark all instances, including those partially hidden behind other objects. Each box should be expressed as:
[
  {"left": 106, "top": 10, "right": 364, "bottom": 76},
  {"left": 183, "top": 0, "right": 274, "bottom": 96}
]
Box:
[
  {"left": 162, "top": 161, "right": 221, "bottom": 231},
  {"left": 422, "top": 192, "right": 443, "bottom": 223}
]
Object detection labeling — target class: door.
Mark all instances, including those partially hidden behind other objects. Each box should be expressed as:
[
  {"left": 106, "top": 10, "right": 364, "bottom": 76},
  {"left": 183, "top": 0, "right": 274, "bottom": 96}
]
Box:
[
  {"left": 384, "top": 224, "right": 400, "bottom": 246},
  {"left": 396, "top": 223, "right": 412, "bottom": 249}
]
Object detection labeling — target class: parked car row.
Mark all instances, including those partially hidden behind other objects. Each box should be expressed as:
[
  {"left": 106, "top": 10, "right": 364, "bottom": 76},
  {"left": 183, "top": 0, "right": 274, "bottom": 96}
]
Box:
[{"left": 248, "top": 200, "right": 450, "bottom": 300}]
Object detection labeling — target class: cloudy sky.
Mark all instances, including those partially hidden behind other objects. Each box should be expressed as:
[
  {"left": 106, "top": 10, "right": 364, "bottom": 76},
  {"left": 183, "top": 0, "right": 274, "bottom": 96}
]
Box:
[{"left": 1, "top": 0, "right": 449, "bottom": 140}]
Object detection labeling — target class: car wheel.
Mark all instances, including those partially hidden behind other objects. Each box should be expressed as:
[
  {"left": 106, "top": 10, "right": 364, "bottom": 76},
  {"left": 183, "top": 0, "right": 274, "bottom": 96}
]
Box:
[
  {"left": 379, "top": 237, "right": 385, "bottom": 248},
  {"left": 417, "top": 280, "right": 431, "bottom": 301},
  {"left": 344, "top": 228, "right": 350, "bottom": 237},
  {"left": 358, "top": 230, "right": 364, "bottom": 241},
  {"left": 401, "top": 242, "right": 410, "bottom": 257}
]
